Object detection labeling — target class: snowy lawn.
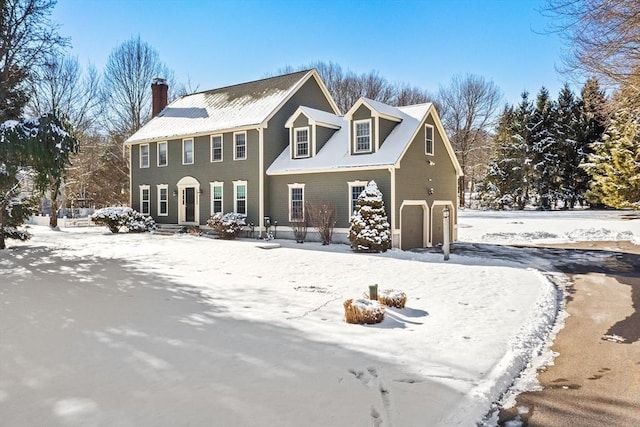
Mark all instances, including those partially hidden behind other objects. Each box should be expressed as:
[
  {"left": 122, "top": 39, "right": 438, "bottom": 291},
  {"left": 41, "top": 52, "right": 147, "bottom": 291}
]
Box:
[{"left": 1, "top": 210, "right": 637, "bottom": 426}]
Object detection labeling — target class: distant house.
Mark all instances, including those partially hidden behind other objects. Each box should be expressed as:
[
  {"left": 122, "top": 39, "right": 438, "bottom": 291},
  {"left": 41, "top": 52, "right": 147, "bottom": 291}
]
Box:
[{"left": 125, "top": 70, "right": 462, "bottom": 249}]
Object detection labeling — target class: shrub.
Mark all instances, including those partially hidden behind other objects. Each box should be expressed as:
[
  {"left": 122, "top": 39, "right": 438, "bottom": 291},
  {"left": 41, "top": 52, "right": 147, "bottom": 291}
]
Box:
[
  {"left": 349, "top": 180, "right": 391, "bottom": 252},
  {"left": 306, "top": 201, "right": 336, "bottom": 245},
  {"left": 378, "top": 289, "right": 407, "bottom": 308},
  {"left": 91, "top": 207, "right": 156, "bottom": 233},
  {"left": 290, "top": 220, "right": 307, "bottom": 243},
  {"left": 207, "top": 212, "right": 246, "bottom": 239},
  {"left": 344, "top": 298, "right": 385, "bottom": 324}
]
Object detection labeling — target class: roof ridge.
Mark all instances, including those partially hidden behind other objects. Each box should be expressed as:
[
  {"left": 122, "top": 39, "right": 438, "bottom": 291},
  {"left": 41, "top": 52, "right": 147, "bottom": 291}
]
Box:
[{"left": 185, "top": 69, "right": 313, "bottom": 97}]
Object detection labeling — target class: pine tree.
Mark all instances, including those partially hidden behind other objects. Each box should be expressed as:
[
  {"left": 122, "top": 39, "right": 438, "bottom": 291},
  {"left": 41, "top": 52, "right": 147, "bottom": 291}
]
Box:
[
  {"left": 576, "top": 78, "right": 608, "bottom": 207},
  {"left": 530, "top": 88, "right": 560, "bottom": 209},
  {"left": 348, "top": 180, "right": 391, "bottom": 252},
  {"left": 583, "top": 103, "right": 640, "bottom": 209}
]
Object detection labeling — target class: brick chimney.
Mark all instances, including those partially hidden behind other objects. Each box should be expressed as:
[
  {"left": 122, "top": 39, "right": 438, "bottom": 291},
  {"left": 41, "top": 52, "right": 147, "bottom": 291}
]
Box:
[{"left": 151, "top": 77, "right": 168, "bottom": 117}]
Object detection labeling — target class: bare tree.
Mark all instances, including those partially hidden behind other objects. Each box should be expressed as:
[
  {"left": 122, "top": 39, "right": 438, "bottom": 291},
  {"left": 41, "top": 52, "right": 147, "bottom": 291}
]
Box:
[
  {"left": 0, "top": 0, "right": 68, "bottom": 121},
  {"left": 437, "top": 74, "right": 502, "bottom": 206},
  {"left": 102, "top": 35, "right": 172, "bottom": 136},
  {"left": 545, "top": 0, "right": 640, "bottom": 91},
  {"left": 28, "top": 55, "right": 101, "bottom": 134},
  {"left": 273, "top": 61, "right": 432, "bottom": 113},
  {"left": 306, "top": 201, "right": 336, "bottom": 245}
]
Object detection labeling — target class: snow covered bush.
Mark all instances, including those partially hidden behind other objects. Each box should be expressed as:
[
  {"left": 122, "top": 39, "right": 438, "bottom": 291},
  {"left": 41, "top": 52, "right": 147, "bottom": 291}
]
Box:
[
  {"left": 207, "top": 212, "right": 246, "bottom": 239},
  {"left": 344, "top": 299, "right": 385, "bottom": 324},
  {"left": 378, "top": 289, "right": 407, "bottom": 308},
  {"left": 91, "top": 207, "right": 156, "bottom": 233},
  {"left": 348, "top": 180, "right": 391, "bottom": 252}
]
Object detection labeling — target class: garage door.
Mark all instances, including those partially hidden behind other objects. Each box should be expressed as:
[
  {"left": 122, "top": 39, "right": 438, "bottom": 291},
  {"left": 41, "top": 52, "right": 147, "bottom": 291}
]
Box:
[{"left": 401, "top": 205, "right": 424, "bottom": 250}]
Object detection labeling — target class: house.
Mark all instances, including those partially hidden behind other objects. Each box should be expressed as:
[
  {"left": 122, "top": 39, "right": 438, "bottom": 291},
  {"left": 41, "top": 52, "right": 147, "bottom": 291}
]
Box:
[{"left": 125, "top": 70, "right": 463, "bottom": 249}]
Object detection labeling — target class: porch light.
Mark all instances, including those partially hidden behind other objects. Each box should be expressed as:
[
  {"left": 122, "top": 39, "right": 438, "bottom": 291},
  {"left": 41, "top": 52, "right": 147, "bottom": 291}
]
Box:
[{"left": 172, "top": 189, "right": 178, "bottom": 197}]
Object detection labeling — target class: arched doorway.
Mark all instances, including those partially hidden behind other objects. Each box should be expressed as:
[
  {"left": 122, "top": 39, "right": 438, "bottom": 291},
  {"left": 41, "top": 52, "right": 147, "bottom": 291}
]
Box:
[
  {"left": 399, "top": 201, "right": 429, "bottom": 250},
  {"left": 177, "top": 176, "right": 201, "bottom": 225}
]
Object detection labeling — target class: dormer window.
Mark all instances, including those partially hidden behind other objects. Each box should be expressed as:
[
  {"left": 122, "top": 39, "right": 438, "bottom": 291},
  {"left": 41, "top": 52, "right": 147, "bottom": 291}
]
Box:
[
  {"left": 294, "top": 127, "right": 310, "bottom": 158},
  {"left": 354, "top": 119, "right": 371, "bottom": 153}
]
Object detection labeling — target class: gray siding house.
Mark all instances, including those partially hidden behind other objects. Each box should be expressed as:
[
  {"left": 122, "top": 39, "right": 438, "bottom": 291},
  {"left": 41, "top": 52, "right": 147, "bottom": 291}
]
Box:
[{"left": 126, "top": 70, "right": 462, "bottom": 249}]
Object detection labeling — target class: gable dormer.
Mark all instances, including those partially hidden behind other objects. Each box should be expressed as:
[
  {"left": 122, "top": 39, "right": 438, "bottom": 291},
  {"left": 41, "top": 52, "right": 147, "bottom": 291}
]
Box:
[
  {"left": 344, "top": 98, "right": 402, "bottom": 155},
  {"left": 285, "top": 106, "right": 341, "bottom": 159}
]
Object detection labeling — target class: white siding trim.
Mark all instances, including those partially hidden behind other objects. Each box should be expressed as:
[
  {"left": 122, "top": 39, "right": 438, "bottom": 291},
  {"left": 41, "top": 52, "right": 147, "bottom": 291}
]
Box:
[
  {"left": 157, "top": 184, "right": 168, "bottom": 216},
  {"left": 210, "top": 134, "right": 223, "bottom": 162},
  {"left": 210, "top": 181, "right": 224, "bottom": 216},
  {"left": 139, "top": 143, "right": 149, "bottom": 168},
  {"left": 233, "top": 131, "right": 247, "bottom": 161},
  {"left": 287, "top": 183, "right": 305, "bottom": 222},
  {"left": 233, "top": 180, "right": 248, "bottom": 215}
]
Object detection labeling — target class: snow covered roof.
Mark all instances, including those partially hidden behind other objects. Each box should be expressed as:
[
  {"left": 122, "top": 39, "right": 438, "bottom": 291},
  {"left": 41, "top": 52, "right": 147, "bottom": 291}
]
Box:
[
  {"left": 267, "top": 102, "right": 436, "bottom": 175},
  {"left": 126, "top": 70, "right": 327, "bottom": 144},
  {"left": 345, "top": 97, "right": 403, "bottom": 122},
  {"left": 285, "top": 106, "right": 343, "bottom": 129}
]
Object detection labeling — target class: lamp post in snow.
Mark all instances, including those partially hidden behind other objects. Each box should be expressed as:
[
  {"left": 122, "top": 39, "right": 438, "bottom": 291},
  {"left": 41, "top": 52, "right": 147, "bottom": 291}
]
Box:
[{"left": 443, "top": 206, "right": 450, "bottom": 261}]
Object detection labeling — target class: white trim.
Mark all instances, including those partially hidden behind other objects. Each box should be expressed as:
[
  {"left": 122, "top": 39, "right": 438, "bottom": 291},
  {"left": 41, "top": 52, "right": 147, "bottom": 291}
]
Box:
[
  {"left": 285, "top": 107, "right": 341, "bottom": 130},
  {"left": 182, "top": 138, "right": 194, "bottom": 165},
  {"left": 425, "top": 124, "right": 434, "bottom": 156},
  {"left": 233, "top": 131, "right": 247, "bottom": 161},
  {"left": 431, "top": 200, "right": 455, "bottom": 245},
  {"left": 210, "top": 181, "right": 224, "bottom": 215},
  {"left": 139, "top": 184, "right": 150, "bottom": 215},
  {"left": 347, "top": 181, "right": 368, "bottom": 218},
  {"left": 139, "top": 143, "right": 149, "bottom": 168},
  {"left": 293, "top": 126, "right": 311, "bottom": 159},
  {"left": 389, "top": 167, "right": 396, "bottom": 244},
  {"left": 258, "top": 127, "right": 264, "bottom": 232},
  {"left": 374, "top": 116, "right": 380, "bottom": 151},
  {"left": 177, "top": 176, "right": 200, "bottom": 225},
  {"left": 233, "top": 180, "right": 247, "bottom": 215},
  {"left": 288, "top": 183, "right": 305, "bottom": 222},
  {"left": 128, "top": 145, "right": 132, "bottom": 207},
  {"left": 261, "top": 70, "right": 341, "bottom": 127},
  {"left": 157, "top": 141, "right": 168, "bottom": 167},
  {"left": 353, "top": 119, "right": 372, "bottom": 153},
  {"left": 157, "top": 184, "right": 168, "bottom": 216},
  {"left": 344, "top": 98, "right": 402, "bottom": 122},
  {"left": 267, "top": 164, "right": 391, "bottom": 176},
  {"left": 399, "top": 200, "right": 429, "bottom": 249},
  {"left": 393, "top": 106, "right": 463, "bottom": 176},
  {"left": 210, "top": 134, "right": 223, "bottom": 162}
]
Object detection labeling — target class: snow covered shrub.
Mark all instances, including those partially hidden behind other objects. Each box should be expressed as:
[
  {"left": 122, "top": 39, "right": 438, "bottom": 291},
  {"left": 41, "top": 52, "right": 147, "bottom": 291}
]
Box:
[
  {"left": 344, "top": 299, "right": 385, "bottom": 324},
  {"left": 207, "top": 212, "right": 246, "bottom": 239},
  {"left": 127, "top": 210, "right": 157, "bottom": 233},
  {"left": 91, "top": 207, "right": 155, "bottom": 233},
  {"left": 348, "top": 180, "right": 391, "bottom": 252},
  {"left": 306, "top": 201, "right": 336, "bottom": 245},
  {"left": 378, "top": 289, "right": 407, "bottom": 308}
]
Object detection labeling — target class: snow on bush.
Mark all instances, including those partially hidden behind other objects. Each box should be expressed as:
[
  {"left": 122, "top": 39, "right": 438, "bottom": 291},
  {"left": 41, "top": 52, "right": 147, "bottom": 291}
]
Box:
[
  {"left": 348, "top": 180, "right": 391, "bottom": 253},
  {"left": 378, "top": 289, "right": 407, "bottom": 308},
  {"left": 344, "top": 298, "right": 385, "bottom": 324},
  {"left": 207, "top": 212, "right": 246, "bottom": 239},
  {"left": 91, "top": 207, "right": 156, "bottom": 233}
]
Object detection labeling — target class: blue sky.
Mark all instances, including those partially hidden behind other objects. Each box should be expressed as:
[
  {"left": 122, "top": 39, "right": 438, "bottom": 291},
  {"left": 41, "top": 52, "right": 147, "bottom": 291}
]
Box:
[{"left": 52, "top": 0, "right": 573, "bottom": 106}]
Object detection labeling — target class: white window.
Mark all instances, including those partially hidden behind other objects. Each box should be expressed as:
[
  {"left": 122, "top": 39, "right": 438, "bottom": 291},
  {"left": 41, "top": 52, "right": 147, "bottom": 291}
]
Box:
[
  {"left": 157, "top": 184, "right": 168, "bottom": 216},
  {"left": 210, "top": 181, "right": 223, "bottom": 215},
  {"left": 183, "top": 138, "right": 194, "bottom": 164},
  {"left": 140, "top": 144, "right": 149, "bottom": 168},
  {"left": 288, "top": 184, "right": 305, "bottom": 222},
  {"left": 140, "top": 185, "right": 150, "bottom": 215},
  {"left": 354, "top": 119, "right": 371, "bottom": 153},
  {"left": 234, "top": 132, "right": 246, "bottom": 160},
  {"left": 233, "top": 180, "right": 247, "bottom": 215},
  {"left": 425, "top": 124, "right": 434, "bottom": 155},
  {"left": 348, "top": 181, "right": 367, "bottom": 216},
  {"left": 294, "top": 127, "right": 310, "bottom": 158},
  {"left": 210, "top": 135, "right": 223, "bottom": 162},
  {"left": 157, "top": 141, "right": 168, "bottom": 167}
]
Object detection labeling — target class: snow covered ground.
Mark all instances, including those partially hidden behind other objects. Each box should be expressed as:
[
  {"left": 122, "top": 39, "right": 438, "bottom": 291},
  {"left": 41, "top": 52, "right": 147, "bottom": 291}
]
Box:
[{"left": 1, "top": 210, "right": 638, "bottom": 426}]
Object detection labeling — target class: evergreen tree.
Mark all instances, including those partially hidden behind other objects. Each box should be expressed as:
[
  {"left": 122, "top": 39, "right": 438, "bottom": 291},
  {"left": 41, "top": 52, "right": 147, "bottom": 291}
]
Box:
[
  {"left": 583, "top": 102, "right": 640, "bottom": 209},
  {"left": 530, "top": 88, "right": 560, "bottom": 209},
  {"left": 576, "top": 78, "right": 608, "bottom": 207},
  {"left": 348, "top": 180, "right": 391, "bottom": 252}
]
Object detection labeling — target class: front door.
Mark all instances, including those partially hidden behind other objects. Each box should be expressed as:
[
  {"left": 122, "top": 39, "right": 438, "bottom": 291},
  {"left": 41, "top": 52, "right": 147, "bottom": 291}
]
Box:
[{"left": 185, "top": 187, "right": 195, "bottom": 223}]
